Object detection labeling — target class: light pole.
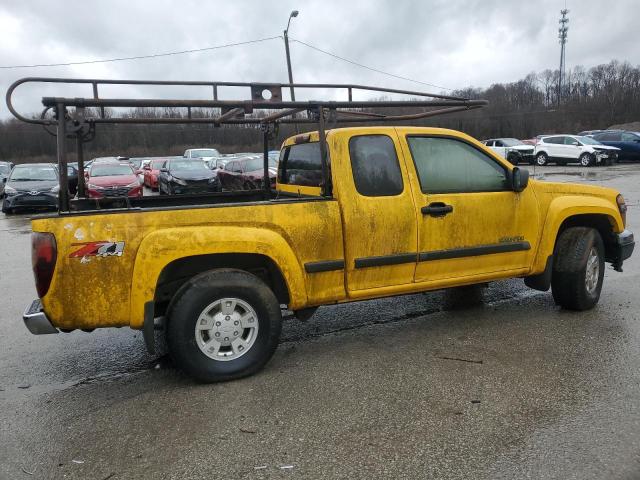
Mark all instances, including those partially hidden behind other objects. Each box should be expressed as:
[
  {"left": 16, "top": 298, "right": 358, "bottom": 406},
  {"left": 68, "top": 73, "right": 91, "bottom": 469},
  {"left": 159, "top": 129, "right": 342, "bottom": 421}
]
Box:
[{"left": 283, "top": 10, "right": 298, "bottom": 102}]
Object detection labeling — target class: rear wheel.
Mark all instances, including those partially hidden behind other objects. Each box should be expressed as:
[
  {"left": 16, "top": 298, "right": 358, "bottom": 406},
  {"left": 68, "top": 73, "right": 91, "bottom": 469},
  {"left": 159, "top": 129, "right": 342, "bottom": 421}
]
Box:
[
  {"left": 579, "top": 152, "right": 594, "bottom": 167},
  {"left": 535, "top": 152, "right": 549, "bottom": 166},
  {"left": 551, "top": 227, "right": 604, "bottom": 311},
  {"left": 1, "top": 201, "right": 11, "bottom": 214},
  {"left": 166, "top": 269, "right": 282, "bottom": 382}
]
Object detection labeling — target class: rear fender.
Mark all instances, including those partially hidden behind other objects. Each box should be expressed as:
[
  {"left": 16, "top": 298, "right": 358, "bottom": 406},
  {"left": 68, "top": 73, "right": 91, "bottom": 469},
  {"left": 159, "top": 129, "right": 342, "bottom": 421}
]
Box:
[{"left": 129, "top": 226, "right": 307, "bottom": 328}]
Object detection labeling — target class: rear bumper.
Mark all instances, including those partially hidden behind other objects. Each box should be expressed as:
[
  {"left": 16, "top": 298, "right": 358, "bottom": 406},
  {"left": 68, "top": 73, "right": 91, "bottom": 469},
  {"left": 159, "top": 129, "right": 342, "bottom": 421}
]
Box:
[
  {"left": 612, "top": 229, "right": 634, "bottom": 271},
  {"left": 23, "top": 299, "right": 58, "bottom": 335}
]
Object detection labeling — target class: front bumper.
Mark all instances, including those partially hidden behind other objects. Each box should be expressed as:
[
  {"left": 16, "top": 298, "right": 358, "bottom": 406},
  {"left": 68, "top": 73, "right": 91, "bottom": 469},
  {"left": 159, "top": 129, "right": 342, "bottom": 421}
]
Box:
[
  {"left": 3, "top": 192, "right": 58, "bottom": 210},
  {"left": 23, "top": 299, "right": 58, "bottom": 335},
  {"left": 612, "top": 229, "right": 635, "bottom": 271}
]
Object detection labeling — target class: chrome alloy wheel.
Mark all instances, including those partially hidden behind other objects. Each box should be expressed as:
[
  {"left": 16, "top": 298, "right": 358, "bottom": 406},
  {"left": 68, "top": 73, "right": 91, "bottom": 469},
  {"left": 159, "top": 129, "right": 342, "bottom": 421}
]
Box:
[
  {"left": 194, "top": 298, "right": 259, "bottom": 361},
  {"left": 585, "top": 247, "right": 600, "bottom": 295}
]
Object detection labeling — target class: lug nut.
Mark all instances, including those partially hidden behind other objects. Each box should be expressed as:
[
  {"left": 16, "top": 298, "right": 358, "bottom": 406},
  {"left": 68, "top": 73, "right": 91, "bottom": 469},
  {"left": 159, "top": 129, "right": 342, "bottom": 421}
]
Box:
[
  {"left": 233, "top": 331, "right": 238, "bottom": 336},
  {"left": 234, "top": 320, "right": 239, "bottom": 325},
  {"left": 225, "top": 316, "right": 231, "bottom": 321},
  {"left": 224, "top": 337, "right": 229, "bottom": 341},
  {"left": 215, "top": 332, "right": 220, "bottom": 337}
]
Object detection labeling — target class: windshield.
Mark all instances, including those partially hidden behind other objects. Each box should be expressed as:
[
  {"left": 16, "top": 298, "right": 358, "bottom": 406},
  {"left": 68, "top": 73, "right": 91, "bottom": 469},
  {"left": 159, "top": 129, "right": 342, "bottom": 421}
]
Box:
[
  {"left": 501, "top": 138, "right": 524, "bottom": 147},
  {"left": 0, "top": 164, "right": 11, "bottom": 175},
  {"left": 577, "top": 136, "right": 602, "bottom": 145},
  {"left": 244, "top": 158, "right": 277, "bottom": 171},
  {"left": 191, "top": 149, "right": 219, "bottom": 158},
  {"left": 129, "top": 159, "right": 142, "bottom": 168},
  {"left": 170, "top": 161, "right": 211, "bottom": 173},
  {"left": 10, "top": 165, "right": 57, "bottom": 181},
  {"left": 151, "top": 160, "right": 166, "bottom": 169},
  {"left": 90, "top": 164, "right": 134, "bottom": 177}
]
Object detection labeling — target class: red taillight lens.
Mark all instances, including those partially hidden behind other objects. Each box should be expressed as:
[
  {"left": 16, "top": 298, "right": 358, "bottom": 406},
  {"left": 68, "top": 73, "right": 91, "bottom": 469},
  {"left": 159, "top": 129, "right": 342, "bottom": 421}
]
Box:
[{"left": 31, "top": 232, "right": 57, "bottom": 298}]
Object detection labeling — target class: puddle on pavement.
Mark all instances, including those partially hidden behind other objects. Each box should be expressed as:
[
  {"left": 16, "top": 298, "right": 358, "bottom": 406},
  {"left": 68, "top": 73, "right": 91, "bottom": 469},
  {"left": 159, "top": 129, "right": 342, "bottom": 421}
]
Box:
[{"left": 533, "top": 170, "right": 624, "bottom": 182}]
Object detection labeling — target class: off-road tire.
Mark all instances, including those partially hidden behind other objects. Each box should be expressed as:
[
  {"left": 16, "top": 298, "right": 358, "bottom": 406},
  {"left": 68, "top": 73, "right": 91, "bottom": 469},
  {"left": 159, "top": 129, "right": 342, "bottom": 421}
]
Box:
[
  {"left": 579, "top": 152, "right": 594, "bottom": 167},
  {"left": 535, "top": 152, "right": 549, "bottom": 166},
  {"left": 166, "top": 269, "right": 282, "bottom": 382},
  {"left": 551, "top": 227, "right": 605, "bottom": 311}
]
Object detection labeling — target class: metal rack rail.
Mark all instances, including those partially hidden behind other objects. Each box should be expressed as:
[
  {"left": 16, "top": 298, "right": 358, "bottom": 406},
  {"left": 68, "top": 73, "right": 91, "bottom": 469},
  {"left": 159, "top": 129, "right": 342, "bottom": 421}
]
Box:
[{"left": 7, "top": 77, "right": 488, "bottom": 210}]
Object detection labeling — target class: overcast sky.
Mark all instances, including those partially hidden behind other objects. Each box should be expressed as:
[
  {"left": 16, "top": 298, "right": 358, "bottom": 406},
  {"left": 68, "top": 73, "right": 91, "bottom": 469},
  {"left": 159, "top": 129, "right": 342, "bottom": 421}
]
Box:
[{"left": 1, "top": 0, "right": 637, "bottom": 119}]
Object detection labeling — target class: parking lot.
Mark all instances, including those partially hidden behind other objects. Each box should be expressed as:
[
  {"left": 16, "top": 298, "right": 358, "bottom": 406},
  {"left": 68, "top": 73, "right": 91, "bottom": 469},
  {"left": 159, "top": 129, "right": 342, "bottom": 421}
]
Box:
[{"left": 1, "top": 163, "right": 639, "bottom": 479}]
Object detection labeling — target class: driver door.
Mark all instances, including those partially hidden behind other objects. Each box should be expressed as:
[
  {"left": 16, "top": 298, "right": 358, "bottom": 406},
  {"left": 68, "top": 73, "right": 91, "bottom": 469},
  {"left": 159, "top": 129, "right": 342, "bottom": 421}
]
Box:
[{"left": 398, "top": 131, "right": 539, "bottom": 283}]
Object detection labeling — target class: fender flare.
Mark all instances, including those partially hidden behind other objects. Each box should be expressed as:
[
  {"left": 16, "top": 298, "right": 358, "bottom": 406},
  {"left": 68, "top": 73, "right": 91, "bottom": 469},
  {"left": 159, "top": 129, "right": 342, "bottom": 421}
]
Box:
[
  {"left": 129, "top": 226, "right": 307, "bottom": 328},
  {"left": 530, "top": 196, "right": 623, "bottom": 274}
]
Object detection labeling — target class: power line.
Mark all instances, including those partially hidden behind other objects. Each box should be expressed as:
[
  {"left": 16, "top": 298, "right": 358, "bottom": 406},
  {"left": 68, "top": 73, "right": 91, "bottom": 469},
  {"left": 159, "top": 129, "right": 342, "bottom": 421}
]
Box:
[
  {"left": 0, "top": 36, "right": 282, "bottom": 69},
  {"left": 289, "top": 37, "right": 454, "bottom": 92},
  {"left": 0, "top": 33, "right": 452, "bottom": 94}
]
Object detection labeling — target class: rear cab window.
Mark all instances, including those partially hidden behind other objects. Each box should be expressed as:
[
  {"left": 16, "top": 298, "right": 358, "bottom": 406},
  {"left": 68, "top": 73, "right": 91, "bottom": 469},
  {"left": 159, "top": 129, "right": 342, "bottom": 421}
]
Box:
[
  {"left": 277, "top": 142, "right": 328, "bottom": 194},
  {"left": 348, "top": 135, "right": 404, "bottom": 197}
]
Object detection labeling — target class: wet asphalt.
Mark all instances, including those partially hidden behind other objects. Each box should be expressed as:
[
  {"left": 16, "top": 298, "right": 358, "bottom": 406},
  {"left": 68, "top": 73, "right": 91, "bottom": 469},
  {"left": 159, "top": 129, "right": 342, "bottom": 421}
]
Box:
[{"left": 0, "top": 164, "right": 639, "bottom": 479}]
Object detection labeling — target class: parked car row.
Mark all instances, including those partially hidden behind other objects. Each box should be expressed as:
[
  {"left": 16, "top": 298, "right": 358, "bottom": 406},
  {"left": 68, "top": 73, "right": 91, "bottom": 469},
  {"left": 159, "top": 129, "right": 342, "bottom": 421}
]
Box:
[{"left": 483, "top": 134, "right": 621, "bottom": 167}]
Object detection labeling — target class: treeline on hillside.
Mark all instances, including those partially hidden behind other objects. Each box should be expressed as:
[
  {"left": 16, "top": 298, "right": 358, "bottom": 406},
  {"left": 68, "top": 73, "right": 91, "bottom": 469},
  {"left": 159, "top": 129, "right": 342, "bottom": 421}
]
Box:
[{"left": 1, "top": 60, "right": 639, "bottom": 164}]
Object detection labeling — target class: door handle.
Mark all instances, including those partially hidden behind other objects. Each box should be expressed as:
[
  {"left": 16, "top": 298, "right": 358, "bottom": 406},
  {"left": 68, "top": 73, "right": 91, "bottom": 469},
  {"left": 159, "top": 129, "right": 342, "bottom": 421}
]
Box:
[{"left": 421, "top": 202, "right": 453, "bottom": 217}]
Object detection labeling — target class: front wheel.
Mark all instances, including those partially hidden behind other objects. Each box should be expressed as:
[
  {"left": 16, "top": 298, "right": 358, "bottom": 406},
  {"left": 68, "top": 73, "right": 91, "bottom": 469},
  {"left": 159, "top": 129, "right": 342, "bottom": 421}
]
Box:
[
  {"left": 551, "top": 227, "right": 604, "bottom": 311},
  {"left": 535, "top": 152, "right": 549, "bottom": 166},
  {"left": 166, "top": 269, "right": 282, "bottom": 382},
  {"left": 579, "top": 152, "right": 594, "bottom": 167}
]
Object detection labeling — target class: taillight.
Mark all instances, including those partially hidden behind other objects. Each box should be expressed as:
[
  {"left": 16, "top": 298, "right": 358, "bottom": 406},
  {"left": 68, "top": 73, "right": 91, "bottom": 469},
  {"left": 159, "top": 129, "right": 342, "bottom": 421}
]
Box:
[
  {"left": 616, "top": 194, "right": 627, "bottom": 228},
  {"left": 31, "top": 232, "right": 57, "bottom": 298}
]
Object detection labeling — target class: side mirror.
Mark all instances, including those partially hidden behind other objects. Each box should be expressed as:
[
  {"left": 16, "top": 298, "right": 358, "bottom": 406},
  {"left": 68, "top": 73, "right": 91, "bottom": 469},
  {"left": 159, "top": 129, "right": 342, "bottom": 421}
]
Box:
[
  {"left": 512, "top": 167, "right": 529, "bottom": 192},
  {"left": 183, "top": 154, "right": 188, "bottom": 158},
  {"left": 571, "top": 141, "right": 580, "bottom": 146},
  {"left": 160, "top": 168, "right": 168, "bottom": 173},
  {"left": 2, "top": 177, "right": 6, "bottom": 184}
]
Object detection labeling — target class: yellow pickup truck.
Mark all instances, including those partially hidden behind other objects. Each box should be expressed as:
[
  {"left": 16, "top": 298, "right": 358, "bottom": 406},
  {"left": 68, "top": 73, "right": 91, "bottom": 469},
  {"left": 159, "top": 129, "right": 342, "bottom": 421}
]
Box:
[{"left": 11, "top": 79, "right": 634, "bottom": 382}]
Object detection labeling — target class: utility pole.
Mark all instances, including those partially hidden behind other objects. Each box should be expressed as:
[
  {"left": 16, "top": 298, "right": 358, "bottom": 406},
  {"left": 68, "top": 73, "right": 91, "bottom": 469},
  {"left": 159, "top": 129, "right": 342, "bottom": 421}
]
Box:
[
  {"left": 283, "top": 10, "right": 298, "bottom": 102},
  {"left": 558, "top": 8, "right": 569, "bottom": 105}
]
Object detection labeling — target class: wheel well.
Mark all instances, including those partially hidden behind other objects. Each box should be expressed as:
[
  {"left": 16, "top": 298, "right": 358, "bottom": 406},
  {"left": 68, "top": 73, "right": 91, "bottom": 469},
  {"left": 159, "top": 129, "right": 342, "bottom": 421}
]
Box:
[
  {"left": 557, "top": 214, "right": 618, "bottom": 261},
  {"left": 153, "top": 253, "right": 290, "bottom": 317}
]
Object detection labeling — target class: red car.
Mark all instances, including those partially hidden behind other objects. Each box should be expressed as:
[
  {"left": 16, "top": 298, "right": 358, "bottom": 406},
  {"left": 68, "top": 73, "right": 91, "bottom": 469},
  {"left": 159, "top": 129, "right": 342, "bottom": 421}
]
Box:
[
  {"left": 217, "top": 156, "right": 277, "bottom": 191},
  {"left": 86, "top": 162, "right": 143, "bottom": 198},
  {"left": 143, "top": 158, "right": 167, "bottom": 190}
]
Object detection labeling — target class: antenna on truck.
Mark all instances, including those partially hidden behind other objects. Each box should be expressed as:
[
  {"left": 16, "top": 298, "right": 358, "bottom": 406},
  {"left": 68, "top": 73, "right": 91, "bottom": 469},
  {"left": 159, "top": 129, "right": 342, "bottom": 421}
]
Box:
[{"left": 7, "top": 78, "right": 488, "bottom": 211}]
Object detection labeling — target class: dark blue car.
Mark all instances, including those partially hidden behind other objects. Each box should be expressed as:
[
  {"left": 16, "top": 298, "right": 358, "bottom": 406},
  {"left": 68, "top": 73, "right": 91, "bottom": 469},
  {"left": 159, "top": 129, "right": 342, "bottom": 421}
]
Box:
[{"left": 592, "top": 131, "right": 640, "bottom": 162}]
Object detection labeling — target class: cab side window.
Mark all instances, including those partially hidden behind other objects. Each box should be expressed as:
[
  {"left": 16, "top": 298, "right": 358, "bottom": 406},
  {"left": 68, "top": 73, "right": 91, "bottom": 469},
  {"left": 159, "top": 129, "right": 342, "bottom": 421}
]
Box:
[
  {"left": 407, "top": 136, "right": 508, "bottom": 193},
  {"left": 348, "top": 135, "right": 403, "bottom": 197},
  {"left": 278, "top": 142, "right": 326, "bottom": 187}
]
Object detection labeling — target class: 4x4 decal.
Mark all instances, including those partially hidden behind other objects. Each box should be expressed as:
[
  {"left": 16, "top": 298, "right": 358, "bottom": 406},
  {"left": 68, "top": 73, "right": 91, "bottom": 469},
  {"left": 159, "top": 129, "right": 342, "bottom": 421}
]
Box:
[{"left": 69, "top": 241, "right": 125, "bottom": 258}]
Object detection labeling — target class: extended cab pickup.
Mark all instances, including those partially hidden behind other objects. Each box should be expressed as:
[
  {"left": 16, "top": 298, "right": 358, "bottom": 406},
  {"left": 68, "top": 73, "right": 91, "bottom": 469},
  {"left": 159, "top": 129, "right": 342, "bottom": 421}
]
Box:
[{"left": 24, "top": 127, "right": 634, "bottom": 382}]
